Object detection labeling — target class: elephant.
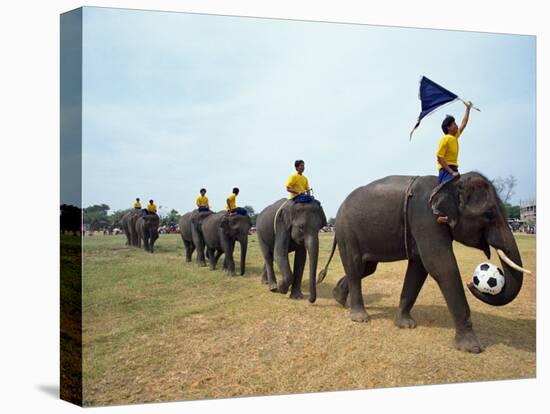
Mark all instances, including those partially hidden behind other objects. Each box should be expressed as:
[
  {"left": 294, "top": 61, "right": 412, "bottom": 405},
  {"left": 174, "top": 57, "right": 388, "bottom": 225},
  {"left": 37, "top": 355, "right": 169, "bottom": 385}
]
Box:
[
  {"left": 201, "top": 211, "right": 252, "bottom": 276},
  {"left": 178, "top": 209, "right": 214, "bottom": 266},
  {"left": 135, "top": 213, "right": 160, "bottom": 253},
  {"left": 317, "top": 173, "right": 530, "bottom": 353},
  {"left": 120, "top": 209, "right": 146, "bottom": 247},
  {"left": 256, "top": 198, "right": 327, "bottom": 302}
]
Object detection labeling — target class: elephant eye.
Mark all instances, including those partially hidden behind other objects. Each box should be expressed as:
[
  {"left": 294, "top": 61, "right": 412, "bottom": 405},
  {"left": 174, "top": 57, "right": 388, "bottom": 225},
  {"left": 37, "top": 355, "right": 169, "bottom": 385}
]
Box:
[{"left": 483, "top": 211, "right": 495, "bottom": 221}]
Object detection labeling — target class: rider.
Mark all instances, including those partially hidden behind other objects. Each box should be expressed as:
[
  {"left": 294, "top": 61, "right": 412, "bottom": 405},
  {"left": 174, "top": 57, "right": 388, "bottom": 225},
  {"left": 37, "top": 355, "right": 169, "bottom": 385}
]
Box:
[
  {"left": 286, "top": 160, "right": 320, "bottom": 205},
  {"left": 434, "top": 100, "right": 473, "bottom": 223},
  {"left": 146, "top": 199, "right": 158, "bottom": 215},
  {"left": 226, "top": 188, "right": 247, "bottom": 215},
  {"left": 196, "top": 188, "right": 210, "bottom": 212}
]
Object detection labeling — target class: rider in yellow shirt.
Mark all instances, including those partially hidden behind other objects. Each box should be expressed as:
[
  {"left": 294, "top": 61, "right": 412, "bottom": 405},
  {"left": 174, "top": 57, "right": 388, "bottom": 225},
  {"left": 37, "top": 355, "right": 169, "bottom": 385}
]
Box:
[
  {"left": 147, "top": 200, "right": 157, "bottom": 215},
  {"left": 226, "top": 188, "right": 247, "bottom": 215},
  {"left": 286, "top": 160, "right": 321, "bottom": 206},
  {"left": 286, "top": 160, "right": 310, "bottom": 199},
  {"left": 196, "top": 188, "right": 210, "bottom": 212},
  {"left": 434, "top": 101, "right": 473, "bottom": 223},
  {"left": 134, "top": 198, "right": 141, "bottom": 209}
]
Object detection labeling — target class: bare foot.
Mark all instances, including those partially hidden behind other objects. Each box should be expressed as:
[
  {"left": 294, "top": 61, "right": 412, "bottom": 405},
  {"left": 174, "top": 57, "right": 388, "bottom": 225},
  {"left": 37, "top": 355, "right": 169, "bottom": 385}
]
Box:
[{"left": 437, "top": 216, "right": 448, "bottom": 224}]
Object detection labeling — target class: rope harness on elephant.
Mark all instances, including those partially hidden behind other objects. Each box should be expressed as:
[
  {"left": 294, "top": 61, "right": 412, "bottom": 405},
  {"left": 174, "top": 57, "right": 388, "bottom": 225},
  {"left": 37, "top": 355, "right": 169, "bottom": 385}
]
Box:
[
  {"left": 273, "top": 199, "right": 291, "bottom": 235},
  {"left": 403, "top": 176, "right": 420, "bottom": 259}
]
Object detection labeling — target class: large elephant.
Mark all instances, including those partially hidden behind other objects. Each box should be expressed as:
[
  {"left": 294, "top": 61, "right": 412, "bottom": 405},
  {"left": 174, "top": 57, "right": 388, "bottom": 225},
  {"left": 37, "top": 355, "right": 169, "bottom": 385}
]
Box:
[
  {"left": 136, "top": 214, "right": 160, "bottom": 253},
  {"left": 201, "top": 211, "right": 252, "bottom": 276},
  {"left": 256, "top": 198, "right": 327, "bottom": 302},
  {"left": 318, "top": 173, "right": 530, "bottom": 353},
  {"left": 178, "top": 210, "right": 213, "bottom": 266},
  {"left": 121, "top": 209, "right": 146, "bottom": 247}
]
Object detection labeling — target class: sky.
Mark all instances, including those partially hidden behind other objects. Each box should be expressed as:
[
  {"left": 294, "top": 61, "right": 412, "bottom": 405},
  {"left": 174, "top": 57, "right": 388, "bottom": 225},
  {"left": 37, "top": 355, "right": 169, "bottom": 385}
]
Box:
[{"left": 78, "top": 6, "right": 536, "bottom": 218}]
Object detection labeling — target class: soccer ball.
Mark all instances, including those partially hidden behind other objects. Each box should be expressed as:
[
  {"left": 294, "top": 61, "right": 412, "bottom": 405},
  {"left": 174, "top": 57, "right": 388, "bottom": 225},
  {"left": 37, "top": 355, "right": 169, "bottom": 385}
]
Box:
[{"left": 472, "top": 262, "right": 505, "bottom": 295}]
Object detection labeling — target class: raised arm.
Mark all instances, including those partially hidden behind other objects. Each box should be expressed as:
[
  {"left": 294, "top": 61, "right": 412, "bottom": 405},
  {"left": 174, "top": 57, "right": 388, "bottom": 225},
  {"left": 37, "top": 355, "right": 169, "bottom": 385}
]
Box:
[{"left": 458, "top": 100, "right": 473, "bottom": 135}]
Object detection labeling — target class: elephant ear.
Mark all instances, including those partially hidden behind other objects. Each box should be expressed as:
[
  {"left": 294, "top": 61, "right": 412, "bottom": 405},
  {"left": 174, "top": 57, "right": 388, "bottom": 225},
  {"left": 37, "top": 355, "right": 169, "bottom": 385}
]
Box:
[
  {"left": 276, "top": 204, "right": 293, "bottom": 233},
  {"left": 319, "top": 206, "right": 328, "bottom": 228},
  {"left": 221, "top": 215, "right": 231, "bottom": 231},
  {"left": 429, "top": 181, "right": 460, "bottom": 228},
  {"left": 460, "top": 175, "right": 492, "bottom": 216}
]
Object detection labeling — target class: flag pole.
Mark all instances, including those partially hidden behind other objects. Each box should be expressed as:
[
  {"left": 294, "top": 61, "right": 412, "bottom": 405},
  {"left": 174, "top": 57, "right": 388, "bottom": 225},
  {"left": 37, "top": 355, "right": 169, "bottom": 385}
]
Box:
[{"left": 458, "top": 97, "right": 481, "bottom": 112}]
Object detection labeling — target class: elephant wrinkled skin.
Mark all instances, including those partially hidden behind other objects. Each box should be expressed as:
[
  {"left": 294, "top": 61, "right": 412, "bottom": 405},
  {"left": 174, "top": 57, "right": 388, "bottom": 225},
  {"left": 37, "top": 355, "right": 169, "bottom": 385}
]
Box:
[
  {"left": 201, "top": 211, "right": 252, "bottom": 276},
  {"left": 136, "top": 214, "right": 160, "bottom": 253},
  {"left": 318, "top": 173, "right": 527, "bottom": 353},
  {"left": 256, "top": 198, "right": 327, "bottom": 302},
  {"left": 179, "top": 210, "right": 213, "bottom": 266}
]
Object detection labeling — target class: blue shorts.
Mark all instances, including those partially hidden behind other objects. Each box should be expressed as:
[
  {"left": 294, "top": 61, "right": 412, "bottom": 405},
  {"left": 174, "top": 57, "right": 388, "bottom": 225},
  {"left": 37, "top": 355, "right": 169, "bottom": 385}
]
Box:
[
  {"left": 293, "top": 195, "right": 321, "bottom": 206},
  {"left": 229, "top": 207, "right": 248, "bottom": 216},
  {"left": 438, "top": 166, "right": 459, "bottom": 184}
]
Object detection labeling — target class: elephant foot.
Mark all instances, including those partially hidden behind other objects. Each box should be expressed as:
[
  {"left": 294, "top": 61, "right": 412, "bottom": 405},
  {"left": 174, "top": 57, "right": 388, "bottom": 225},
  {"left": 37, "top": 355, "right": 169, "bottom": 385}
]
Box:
[
  {"left": 278, "top": 281, "right": 290, "bottom": 294},
  {"left": 454, "top": 331, "right": 484, "bottom": 353},
  {"left": 333, "top": 286, "right": 348, "bottom": 307},
  {"left": 394, "top": 313, "right": 417, "bottom": 329},
  {"left": 269, "top": 282, "right": 278, "bottom": 292},
  {"left": 197, "top": 261, "right": 207, "bottom": 267},
  {"left": 350, "top": 309, "right": 370, "bottom": 323},
  {"left": 289, "top": 290, "right": 305, "bottom": 300}
]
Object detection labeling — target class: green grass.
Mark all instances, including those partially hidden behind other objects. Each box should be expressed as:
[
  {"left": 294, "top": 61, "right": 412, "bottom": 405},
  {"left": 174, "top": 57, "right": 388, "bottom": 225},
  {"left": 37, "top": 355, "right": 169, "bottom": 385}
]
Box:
[{"left": 81, "top": 233, "right": 536, "bottom": 406}]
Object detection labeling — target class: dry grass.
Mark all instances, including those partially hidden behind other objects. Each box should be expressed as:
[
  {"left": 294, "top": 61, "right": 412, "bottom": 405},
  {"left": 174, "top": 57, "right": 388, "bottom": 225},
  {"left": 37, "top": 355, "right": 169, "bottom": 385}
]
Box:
[{"left": 81, "top": 233, "right": 536, "bottom": 406}]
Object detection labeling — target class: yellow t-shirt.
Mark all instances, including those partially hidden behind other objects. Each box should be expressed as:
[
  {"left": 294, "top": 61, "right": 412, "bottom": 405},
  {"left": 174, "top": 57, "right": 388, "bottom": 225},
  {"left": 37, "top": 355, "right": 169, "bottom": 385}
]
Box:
[
  {"left": 226, "top": 193, "right": 237, "bottom": 210},
  {"left": 147, "top": 203, "right": 157, "bottom": 213},
  {"left": 286, "top": 173, "right": 310, "bottom": 199},
  {"left": 436, "top": 130, "right": 462, "bottom": 170},
  {"left": 196, "top": 195, "right": 209, "bottom": 207},
  {"left": 134, "top": 201, "right": 141, "bottom": 208}
]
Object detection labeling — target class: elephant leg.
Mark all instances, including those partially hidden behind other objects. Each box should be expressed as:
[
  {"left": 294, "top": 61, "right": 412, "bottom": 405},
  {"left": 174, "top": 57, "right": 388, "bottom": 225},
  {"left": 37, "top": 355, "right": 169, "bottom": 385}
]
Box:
[
  {"left": 222, "top": 239, "right": 236, "bottom": 276},
  {"left": 421, "top": 248, "right": 483, "bottom": 353},
  {"left": 207, "top": 247, "right": 217, "bottom": 270},
  {"left": 290, "top": 246, "right": 306, "bottom": 299},
  {"left": 183, "top": 240, "right": 194, "bottom": 262},
  {"left": 333, "top": 276, "right": 349, "bottom": 307},
  {"left": 394, "top": 258, "right": 428, "bottom": 329},
  {"left": 258, "top": 238, "right": 278, "bottom": 292},
  {"left": 333, "top": 261, "right": 377, "bottom": 309},
  {"left": 214, "top": 250, "right": 223, "bottom": 269},
  {"left": 344, "top": 254, "right": 377, "bottom": 322}
]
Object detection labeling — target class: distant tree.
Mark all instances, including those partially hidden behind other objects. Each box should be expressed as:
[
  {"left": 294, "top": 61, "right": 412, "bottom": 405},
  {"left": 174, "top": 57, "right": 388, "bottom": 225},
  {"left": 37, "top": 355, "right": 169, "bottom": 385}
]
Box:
[
  {"left": 83, "top": 204, "right": 110, "bottom": 231},
  {"left": 161, "top": 209, "right": 180, "bottom": 227},
  {"left": 243, "top": 205, "right": 257, "bottom": 226},
  {"left": 328, "top": 217, "right": 336, "bottom": 226},
  {"left": 109, "top": 209, "right": 130, "bottom": 227},
  {"left": 492, "top": 175, "right": 517, "bottom": 204},
  {"left": 503, "top": 203, "right": 521, "bottom": 220}
]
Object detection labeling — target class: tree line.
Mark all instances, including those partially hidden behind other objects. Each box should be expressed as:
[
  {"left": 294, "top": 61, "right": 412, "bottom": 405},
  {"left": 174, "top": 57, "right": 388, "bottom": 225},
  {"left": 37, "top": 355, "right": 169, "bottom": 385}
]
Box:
[
  {"left": 66, "top": 174, "right": 522, "bottom": 233},
  {"left": 80, "top": 204, "right": 259, "bottom": 231}
]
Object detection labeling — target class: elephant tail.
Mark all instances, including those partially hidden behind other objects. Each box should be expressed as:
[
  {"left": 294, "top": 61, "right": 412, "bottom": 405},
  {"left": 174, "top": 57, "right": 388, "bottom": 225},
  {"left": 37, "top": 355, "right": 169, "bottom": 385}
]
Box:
[{"left": 317, "top": 236, "right": 337, "bottom": 284}]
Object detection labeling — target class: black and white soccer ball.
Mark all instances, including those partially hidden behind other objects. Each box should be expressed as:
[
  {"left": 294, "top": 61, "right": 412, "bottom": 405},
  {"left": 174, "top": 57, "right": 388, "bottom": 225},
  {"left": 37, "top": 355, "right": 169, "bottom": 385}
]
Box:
[{"left": 472, "top": 262, "right": 505, "bottom": 295}]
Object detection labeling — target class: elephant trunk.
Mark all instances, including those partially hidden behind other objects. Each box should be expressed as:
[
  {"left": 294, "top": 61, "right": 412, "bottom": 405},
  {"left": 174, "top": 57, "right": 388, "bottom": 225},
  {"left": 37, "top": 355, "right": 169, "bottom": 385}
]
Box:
[
  {"left": 467, "top": 223, "right": 525, "bottom": 306},
  {"left": 239, "top": 235, "right": 248, "bottom": 276},
  {"left": 305, "top": 235, "right": 319, "bottom": 303}
]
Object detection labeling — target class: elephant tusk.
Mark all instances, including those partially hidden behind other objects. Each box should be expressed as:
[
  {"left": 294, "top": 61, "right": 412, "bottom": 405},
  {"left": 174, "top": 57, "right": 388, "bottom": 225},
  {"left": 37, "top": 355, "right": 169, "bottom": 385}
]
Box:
[{"left": 496, "top": 249, "right": 532, "bottom": 274}]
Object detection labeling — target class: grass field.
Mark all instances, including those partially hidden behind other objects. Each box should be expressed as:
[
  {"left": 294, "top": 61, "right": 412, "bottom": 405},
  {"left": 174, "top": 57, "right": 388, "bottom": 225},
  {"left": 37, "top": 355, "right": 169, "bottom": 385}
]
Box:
[{"left": 80, "top": 232, "right": 536, "bottom": 406}]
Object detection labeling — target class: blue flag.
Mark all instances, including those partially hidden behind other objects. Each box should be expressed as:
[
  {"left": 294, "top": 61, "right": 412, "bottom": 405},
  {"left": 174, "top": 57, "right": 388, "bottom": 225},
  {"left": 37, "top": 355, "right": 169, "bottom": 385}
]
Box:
[{"left": 410, "top": 76, "right": 458, "bottom": 139}]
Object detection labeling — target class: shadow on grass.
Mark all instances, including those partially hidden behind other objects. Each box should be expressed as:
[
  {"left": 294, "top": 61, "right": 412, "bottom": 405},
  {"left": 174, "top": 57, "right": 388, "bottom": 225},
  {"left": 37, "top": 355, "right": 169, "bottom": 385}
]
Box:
[
  {"left": 361, "top": 303, "right": 535, "bottom": 353},
  {"left": 312, "top": 281, "right": 535, "bottom": 353}
]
